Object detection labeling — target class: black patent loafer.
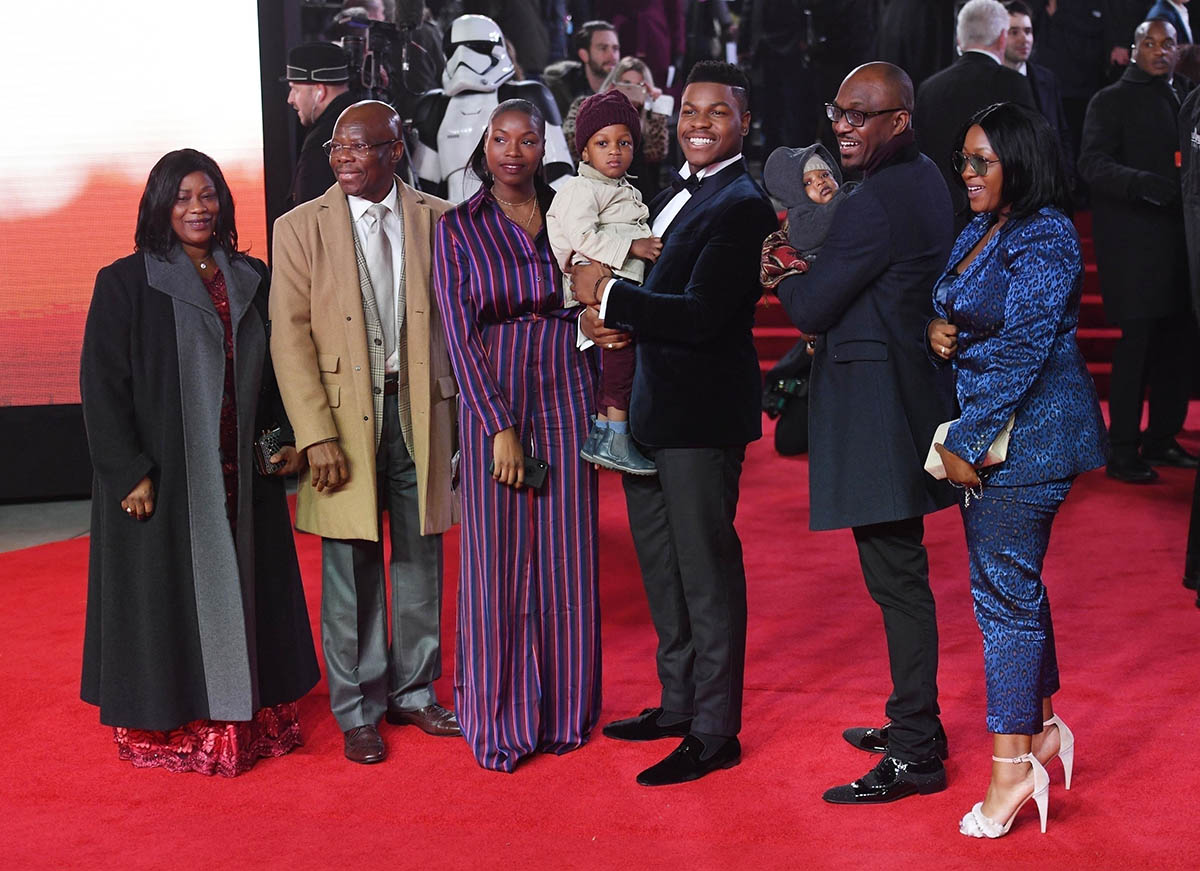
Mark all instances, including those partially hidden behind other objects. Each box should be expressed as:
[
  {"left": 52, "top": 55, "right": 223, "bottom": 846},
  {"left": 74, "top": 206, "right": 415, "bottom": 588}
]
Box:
[
  {"left": 822, "top": 754, "right": 947, "bottom": 804},
  {"left": 636, "top": 735, "right": 741, "bottom": 786},
  {"left": 602, "top": 707, "right": 692, "bottom": 742},
  {"left": 842, "top": 721, "right": 949, "bottom": 760}
]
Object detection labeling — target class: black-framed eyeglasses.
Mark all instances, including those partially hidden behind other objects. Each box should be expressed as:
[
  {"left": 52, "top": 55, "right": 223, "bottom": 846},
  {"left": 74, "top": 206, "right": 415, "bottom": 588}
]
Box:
[
  {"left": 322, "top": 138, "right": 400, "bottom": 157},
  {"left": 824, "top": 103, "right": 906, "bottom": 128},
  {"left": 952, "top": 151, "right": 1002, "bottom": 176}
]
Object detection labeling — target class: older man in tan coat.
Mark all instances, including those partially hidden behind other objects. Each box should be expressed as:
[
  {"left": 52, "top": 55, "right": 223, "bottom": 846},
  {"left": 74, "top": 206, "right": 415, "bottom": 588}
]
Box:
[{"left": 270, "top": 101, "right": 459, "bottom": 764}]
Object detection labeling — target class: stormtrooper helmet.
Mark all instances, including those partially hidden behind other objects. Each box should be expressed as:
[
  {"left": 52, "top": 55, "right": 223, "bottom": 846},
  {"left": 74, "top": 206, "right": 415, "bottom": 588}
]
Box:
[{"left": 442, "top": 14, "right": 515, "bottom": 96}]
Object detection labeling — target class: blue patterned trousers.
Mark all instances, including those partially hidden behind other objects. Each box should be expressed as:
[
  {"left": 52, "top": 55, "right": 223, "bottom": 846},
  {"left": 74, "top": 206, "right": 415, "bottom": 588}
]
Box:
[{"left": 961, "top": 480, "right": 1073, "bottom": 734}]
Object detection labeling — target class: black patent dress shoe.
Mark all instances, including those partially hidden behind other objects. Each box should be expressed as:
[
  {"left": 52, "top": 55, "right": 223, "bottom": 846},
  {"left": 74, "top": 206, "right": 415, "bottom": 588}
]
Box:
[
  {"left": 1106, "top": 456, "right": 1159, "bottom": 483},
  {"left": 1184, "top": 573, "right": 1198, "bottom": 591},
  {"left": 842, "top": 721, "right": 949, "bottom": 761},
  {"left": 602, "top": 707, "right": 692, "bottom": 742},
  {"left": 636, "top": 735, "right": 741, "bottom": 786},
  {"left": 1142, "top": 442, "right": 1200, "bottom": 469},
  {"left": 822, "top": 754, "right": 947, "bottom": 804}
]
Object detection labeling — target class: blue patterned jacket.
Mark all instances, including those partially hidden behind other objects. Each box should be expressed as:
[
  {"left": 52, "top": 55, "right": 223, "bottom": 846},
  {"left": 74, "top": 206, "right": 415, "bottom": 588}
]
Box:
[{"left": 935, "top": 207, "right": 1107, "bottom": 486}]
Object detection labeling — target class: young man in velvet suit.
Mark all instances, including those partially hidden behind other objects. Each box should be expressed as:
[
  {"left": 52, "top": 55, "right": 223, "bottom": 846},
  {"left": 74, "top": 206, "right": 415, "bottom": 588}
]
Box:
[
  {"left": 776, "top": 62, "right": 958, "bottom": 804},
  {"left": 573, "top": 61, "right": 777, "bottom": 787}
]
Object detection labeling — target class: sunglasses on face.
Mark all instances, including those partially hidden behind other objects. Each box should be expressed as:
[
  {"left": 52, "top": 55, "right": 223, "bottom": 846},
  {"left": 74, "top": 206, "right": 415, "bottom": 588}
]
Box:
[{"left": 953, "top": 151, "right": 1002, "bottom": 176}]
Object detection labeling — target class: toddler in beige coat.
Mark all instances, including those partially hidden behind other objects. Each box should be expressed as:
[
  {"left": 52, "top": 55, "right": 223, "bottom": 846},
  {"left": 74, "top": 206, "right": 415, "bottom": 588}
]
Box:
[{"left": 547, "top": 90, "right": 661, "bottom": 476}]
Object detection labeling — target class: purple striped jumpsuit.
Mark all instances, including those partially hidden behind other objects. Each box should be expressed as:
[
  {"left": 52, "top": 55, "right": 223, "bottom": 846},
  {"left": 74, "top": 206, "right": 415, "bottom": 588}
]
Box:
[{"left": 433, "top": 188, "right": 601, "bottom": 772}]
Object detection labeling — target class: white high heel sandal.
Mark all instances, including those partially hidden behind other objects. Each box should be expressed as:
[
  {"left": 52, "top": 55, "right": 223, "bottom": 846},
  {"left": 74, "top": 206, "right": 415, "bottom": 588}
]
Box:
[
  {"left": 1042, "top": 714, "right": 1075, "bottom": 789},
  {"left": 959, "top": 753, "right": 1050, "bottom": 838}
]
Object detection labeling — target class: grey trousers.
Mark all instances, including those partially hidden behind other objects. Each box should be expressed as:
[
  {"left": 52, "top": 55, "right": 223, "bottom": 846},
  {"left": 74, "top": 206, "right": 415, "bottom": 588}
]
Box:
[{"left": 321, "top": 393, "right": 443, "bottom": 731}]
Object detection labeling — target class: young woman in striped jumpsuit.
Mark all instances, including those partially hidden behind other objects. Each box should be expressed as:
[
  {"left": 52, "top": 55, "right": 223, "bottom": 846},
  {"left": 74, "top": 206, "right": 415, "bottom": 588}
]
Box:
[{"left": 433, "top": 99, "right": 603, "bottom": 772}]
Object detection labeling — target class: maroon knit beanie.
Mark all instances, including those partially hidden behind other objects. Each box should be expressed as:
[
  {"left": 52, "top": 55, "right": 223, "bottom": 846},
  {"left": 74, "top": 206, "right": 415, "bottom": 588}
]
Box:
[{"left": 574, "top": 90, "right": 642, "bottom": 156}]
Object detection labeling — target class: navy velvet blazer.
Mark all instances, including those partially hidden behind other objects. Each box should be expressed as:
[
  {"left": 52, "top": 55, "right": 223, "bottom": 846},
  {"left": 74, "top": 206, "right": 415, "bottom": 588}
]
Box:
[
  {"left": 779, "top": 144, "right": 958, "bottom": 531},
  {"left": 604, "top": 160, "right": 778, "bottom": 448},
  {"left": 935, "top": 208, "right": 1108, "bottom": 485}
]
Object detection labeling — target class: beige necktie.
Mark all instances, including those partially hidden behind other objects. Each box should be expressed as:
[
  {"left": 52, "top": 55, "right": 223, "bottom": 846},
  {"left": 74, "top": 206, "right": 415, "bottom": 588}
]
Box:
[{"left": 364, "top": 202, "right": 395, "bottom": 360}]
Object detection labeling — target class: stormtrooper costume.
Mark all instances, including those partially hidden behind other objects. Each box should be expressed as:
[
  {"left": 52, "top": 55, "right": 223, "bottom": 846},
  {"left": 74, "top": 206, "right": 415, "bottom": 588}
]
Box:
[{"left": 411, "top": 14, "right": 573, "bottom": 202}]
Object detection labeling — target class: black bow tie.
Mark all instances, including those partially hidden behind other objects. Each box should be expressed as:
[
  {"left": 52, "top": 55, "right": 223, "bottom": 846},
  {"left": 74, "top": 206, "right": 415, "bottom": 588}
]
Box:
[{"left": 670, "top": 171, "right": 703, "bottom": 194}]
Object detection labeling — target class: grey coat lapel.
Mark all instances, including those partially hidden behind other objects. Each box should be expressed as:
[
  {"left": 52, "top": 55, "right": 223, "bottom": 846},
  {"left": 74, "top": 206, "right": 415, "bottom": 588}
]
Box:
[{"left": 145, "top": 247, "right": 258, "bottom": 720}]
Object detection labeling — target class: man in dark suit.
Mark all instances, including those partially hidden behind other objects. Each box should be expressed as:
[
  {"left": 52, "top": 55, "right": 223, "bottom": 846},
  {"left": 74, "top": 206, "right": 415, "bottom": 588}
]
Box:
[
  {"left": 778, "top": 62, "right": 958, "bottom": 804},
  {"left": 1004, "top": 2, "right": 1077, "bottom": 183},
  {"left": 1080, "top": 18, "right": 1198, "bottom": 481},
  {"left": 573, "top": 61, "right": 778, "bottom": 788},
  {"left": 283, "top": 42, "right": 357, "bottom": 207},
  {"left": 915, "top": 0, "right": 1036, "bottom": 228}
]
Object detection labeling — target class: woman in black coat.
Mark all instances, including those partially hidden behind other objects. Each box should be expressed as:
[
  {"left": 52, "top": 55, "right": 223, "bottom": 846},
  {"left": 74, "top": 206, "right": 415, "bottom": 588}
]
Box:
[{"left": 79, "top": 149, "right": 320, "bottom": 776}]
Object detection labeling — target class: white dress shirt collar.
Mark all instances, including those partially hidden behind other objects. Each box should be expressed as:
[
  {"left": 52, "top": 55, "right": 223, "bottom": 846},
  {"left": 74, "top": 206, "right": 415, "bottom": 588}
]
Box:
[
  {"left": 679, "top": 152, "right": 744, "bottom": 182},
  {"left": 347, "top": 180, "right": 400, "bottom": 222}
]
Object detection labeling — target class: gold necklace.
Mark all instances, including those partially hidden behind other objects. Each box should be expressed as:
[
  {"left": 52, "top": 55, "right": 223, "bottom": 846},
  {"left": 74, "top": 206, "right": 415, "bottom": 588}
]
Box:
[{"left": 495, "top": 191, "right": 539, "bottom": 231}]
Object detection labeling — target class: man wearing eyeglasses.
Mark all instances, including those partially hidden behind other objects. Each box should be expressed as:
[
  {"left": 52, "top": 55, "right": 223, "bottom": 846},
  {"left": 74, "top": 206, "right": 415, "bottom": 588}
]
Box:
[
  {"left": 776, "top": 61, "right": 958, "bottom": 805},
  {"left": 914, "top": 0, "right": 1034, "bottom": 229},
  {"left": 270, "top": 100, "right": 462, "bottom": 765}
]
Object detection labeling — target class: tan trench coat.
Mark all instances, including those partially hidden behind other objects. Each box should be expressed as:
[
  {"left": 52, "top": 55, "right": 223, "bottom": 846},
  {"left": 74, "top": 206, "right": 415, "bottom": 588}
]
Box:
[{"left": 270, "top": 180, "right": 458, "bottom": 541}]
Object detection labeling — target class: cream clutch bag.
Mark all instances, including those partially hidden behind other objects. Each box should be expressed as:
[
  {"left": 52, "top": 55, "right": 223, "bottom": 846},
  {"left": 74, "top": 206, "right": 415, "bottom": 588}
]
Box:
[{"left": 924, "top": 415, "right": 1015, "bottom": 479}]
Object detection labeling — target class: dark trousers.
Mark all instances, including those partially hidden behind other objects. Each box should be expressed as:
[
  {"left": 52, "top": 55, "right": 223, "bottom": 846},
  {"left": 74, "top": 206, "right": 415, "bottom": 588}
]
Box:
[
  {"left": 852, "top": 515, "right": 941, "bottom": 761},
  {"left": 622, "top": 446, "right": 748, "bottom": 737},
  {"left": 597, "top": 344, "right": 636, "bottom": 412},
  {"left": 1108, "top": 316, "right": 1193, "bottom": 457}
]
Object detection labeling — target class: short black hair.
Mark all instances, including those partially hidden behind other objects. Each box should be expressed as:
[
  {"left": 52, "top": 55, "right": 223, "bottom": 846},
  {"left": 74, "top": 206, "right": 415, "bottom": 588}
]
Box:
[
  {"left": 575, "top": 19, "right": 616, "bottom": 54},
  {"left": 466, "top": 99, "right": 555, "bottom": 210},
  {"left": 134, "top": 149, "right": 240, "bottom": 259},
  {"left": 684, "top": 60, "right": 751, "bottom": 113},
  {"left": 953, "top": 102, "right": 1073, "bottom": 220},
  {"left": 1005, "top": 1, "right": 1033, "bottom": 18}
]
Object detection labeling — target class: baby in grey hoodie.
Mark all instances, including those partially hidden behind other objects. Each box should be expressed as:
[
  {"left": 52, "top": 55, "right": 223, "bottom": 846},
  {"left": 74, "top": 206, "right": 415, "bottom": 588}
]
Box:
[{"left": 760, "top": 142, "right": 851, "bottom": 289}]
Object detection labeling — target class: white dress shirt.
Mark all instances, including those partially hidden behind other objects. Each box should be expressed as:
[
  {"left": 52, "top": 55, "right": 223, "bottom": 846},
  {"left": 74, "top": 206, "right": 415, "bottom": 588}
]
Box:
[{"left": 347, "top": 181, "right": 405, "bottom": 372}]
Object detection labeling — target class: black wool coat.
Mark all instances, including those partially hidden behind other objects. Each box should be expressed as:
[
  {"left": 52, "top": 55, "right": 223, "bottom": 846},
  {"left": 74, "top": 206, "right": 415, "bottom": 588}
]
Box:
[
  {"left": 290, "top": 89, "right": 358, "bottom": 208},
  {"left": 80, "top": 250, "right": 320, "bottom": 730},
  {"left": 778, "top": 143, "right": 958, "bottom": 531},
  {"left": 1078, "top": 65, "right": 1192, "bottom": 323},
  {"left": 915, "top": 52, "right": 1036, "bottom": 229},
  {"left": 604, "top": 160, "right": 778, "bottom": 448}
]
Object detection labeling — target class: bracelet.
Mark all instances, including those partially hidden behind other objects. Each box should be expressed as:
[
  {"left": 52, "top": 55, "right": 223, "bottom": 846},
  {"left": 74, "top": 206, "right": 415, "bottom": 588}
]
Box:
[{"left": 593, "top": 273, "right": 608, "bottom": 300}]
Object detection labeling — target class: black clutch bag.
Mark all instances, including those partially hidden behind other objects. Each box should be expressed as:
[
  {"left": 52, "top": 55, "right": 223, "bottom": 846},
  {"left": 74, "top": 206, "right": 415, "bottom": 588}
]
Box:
[
  {"left": 254, "top": 426, "right": 286, "bottom": 476},
  {"left": 488, "top": 455, "right": 549, "bottom": 490}
]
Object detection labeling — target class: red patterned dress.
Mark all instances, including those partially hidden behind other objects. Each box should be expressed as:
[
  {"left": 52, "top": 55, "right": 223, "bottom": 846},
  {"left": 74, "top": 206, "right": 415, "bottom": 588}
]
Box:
[{"left": 112, "top": 266, "right": 302, "bottom": 776}]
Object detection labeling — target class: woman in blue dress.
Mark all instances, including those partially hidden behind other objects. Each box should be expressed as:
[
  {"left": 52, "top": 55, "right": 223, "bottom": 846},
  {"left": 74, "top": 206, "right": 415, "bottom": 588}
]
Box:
[{"left": 927, "top": 103, "right": 1107, "bottom": 838}]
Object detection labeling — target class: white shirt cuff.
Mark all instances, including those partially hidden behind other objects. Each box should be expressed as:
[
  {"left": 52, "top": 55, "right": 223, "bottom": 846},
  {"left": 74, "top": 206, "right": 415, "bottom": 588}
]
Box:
[
  {"left": 598, "top": 279, "right": 617, "bottom": 321},
  {"left": 576, "top": 318, "right": 593, "bottom": 351}
]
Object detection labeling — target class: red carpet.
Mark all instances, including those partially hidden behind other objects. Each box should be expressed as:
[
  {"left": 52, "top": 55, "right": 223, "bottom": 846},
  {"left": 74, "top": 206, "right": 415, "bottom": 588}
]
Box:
[{"left": 3, "top": 410, "right": 1198, "bottom": 870}]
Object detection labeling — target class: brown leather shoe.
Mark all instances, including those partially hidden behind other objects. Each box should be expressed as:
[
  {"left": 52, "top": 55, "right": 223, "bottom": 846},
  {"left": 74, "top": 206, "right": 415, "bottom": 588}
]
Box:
[
  {"left": 343, "top": 724, "right": 387, "bottom": 763},
  {"left": 385, "top": 704, "right": 462, "bottom": 737}
]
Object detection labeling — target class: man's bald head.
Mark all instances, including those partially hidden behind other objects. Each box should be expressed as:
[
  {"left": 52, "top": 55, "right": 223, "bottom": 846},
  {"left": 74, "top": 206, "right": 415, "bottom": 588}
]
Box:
[
  {"left": 843, "top": 62, "right": 915, "bottom": 113},
  {"left": 329, "top": 100, "right": 406, "bottom": 202},
  {"left": 336, "top": 100, "right": 403, "bottom": 139}
]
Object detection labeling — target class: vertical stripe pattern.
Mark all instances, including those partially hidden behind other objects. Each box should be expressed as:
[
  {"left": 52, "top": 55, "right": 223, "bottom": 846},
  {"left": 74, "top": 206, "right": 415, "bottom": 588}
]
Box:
[{"left": 433, "top": 188, "right": 601, "bottom": 773}]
